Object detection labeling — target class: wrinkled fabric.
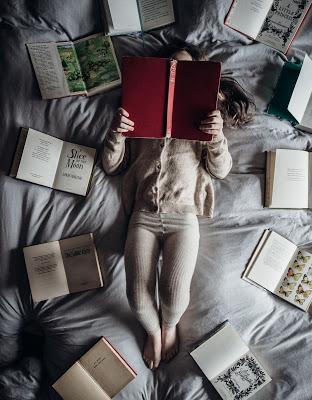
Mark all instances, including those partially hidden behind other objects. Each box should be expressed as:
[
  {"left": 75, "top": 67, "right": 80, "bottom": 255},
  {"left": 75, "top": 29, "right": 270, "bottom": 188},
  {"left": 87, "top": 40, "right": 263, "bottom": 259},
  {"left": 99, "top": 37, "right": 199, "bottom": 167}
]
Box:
[{"left": 1, "top": 0, "right": 312, "bottom": 399}]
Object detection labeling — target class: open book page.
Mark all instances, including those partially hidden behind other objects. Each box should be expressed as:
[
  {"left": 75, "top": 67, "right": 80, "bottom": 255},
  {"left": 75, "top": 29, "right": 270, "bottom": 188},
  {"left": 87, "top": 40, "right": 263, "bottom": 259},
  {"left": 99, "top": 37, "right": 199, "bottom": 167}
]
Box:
[
  {"left": 80, "top": 338, "right": 136, "bottom": 398},
  {"left": 74, "top": 35, "right": 121, "bottom": 95},
  {"left": 225, "top": 0, "right": 273, "bottom": 39},
  {"left": 53, "top": 361, "right": 111, "bottom": 400},
  {"left": 256, "top": 0, "right": 312, "bottom": 52},
  {"left": 271, "top": 149, "right": 309, "bottom": 208},
  {"left": 23, "top": 241, "right": 69, "bottom": 302},
  {"left": 59, "top": 234, "right": 103, "bottom": 293},
  {"left": 138, "top": 0, "right": 175, "bottom": 31},
  {"left": 211, "top": 350, "right": 271, "bottom": 400},
  {"left": 191, "top": 323, "right": 249, "bottom": 381},
  {"left": 56, "top": 43, "right": 86, "bottom": 95},
  {"left": 16, "top": 128, "right": 63, "bottom": 188},
  {"left": 288, "top": 55, "right": 312, "bottom": 129},
  {"left": 298, "top": 95, "right": 312, "bottom": 133},
  {"left": 274, "top": 249, "right": 312, "bottom": 311},
  {"left": 245, "top": 231, "right": 297, "bottom": 292},
  {"left": 27, "top": 42, "right": 70, "bottom": 99},
  {"left": 106, "top": 0, "right": 141, "bottom": 33},
  {"left": 52, "top": 141, "right": 96, "bottom": 195}
]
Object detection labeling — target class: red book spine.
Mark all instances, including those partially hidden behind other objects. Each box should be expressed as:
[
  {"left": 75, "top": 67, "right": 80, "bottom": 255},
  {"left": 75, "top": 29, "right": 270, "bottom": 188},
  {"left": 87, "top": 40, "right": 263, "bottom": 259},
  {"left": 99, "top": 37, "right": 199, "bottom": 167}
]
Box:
[{"left": 166, "top": 59, "right": 177, "bottom": 138}]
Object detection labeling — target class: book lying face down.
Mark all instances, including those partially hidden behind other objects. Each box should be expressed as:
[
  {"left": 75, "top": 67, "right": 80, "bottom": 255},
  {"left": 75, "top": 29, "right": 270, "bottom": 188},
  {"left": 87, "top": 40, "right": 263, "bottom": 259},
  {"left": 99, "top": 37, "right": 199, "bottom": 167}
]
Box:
[
  {"left": 190, "top": 322, "right": 271, "bottom": 400},
  {"left": 243, "top": 229, "right": 312, "bottom": 311},
  {"left": 225, "top": 0, "right": 312, "bottom": 53},
  {"left": 122, "top": 56, "right": 221, "bottom": 141},
  {"left": 10, "top": 128, "right": 96, "bottom": 196},
  {"left": 23, "top": 233, "right": 103, "bottom": 302},
  {"left": 53, "top": 337, "right": 136, "bottom": 400},
  {"left": 268, "top": 55, "right": 312, "bottom": 133}
]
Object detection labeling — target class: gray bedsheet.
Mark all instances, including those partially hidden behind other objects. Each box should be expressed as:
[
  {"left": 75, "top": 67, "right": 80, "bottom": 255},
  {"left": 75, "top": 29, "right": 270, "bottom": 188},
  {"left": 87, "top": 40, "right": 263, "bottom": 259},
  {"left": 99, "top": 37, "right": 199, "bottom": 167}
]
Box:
[{"left": 1, "top": 1, "right": 312, "bottom": 399}]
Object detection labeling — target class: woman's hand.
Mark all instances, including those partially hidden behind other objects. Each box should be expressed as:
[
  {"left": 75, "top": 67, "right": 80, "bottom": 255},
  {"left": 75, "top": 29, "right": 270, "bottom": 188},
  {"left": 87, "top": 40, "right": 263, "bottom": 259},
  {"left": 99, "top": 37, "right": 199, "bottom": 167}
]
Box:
[
  {"left": 198, "top": 110, "right": 223, "bottom": 138},
  {"left": 111, "top": 107, "right": 134, "bottom": 134}
]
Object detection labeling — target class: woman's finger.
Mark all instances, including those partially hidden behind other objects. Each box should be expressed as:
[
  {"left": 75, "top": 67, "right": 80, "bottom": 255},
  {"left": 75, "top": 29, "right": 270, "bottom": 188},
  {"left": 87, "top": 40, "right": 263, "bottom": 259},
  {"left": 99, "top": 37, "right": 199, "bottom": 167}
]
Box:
[
  {"left": 201, "top": 117, "right": 223, "bottom": 125},
  {"left": 199, "top": 123, "right": 223, "bottom": 130},
  {"left": 118, "top": 107, "right": 129, "bottom": 117},
  {"left": 116, "top": 127, "right": 131, "bottom": 133},
  {"left": 120, "top": 115, "right": 134, "bottom": 126},
  {"left": 120, "top": 122, "right": 134, "bottom": 131},
  {"left": 206, "top": 110, "right": 221, "bottom": 117}
]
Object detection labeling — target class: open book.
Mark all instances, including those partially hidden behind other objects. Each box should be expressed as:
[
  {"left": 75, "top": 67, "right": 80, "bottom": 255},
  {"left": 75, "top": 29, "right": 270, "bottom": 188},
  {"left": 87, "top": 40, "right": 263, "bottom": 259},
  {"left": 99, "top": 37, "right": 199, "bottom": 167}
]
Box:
[
  {"left": 225, "top": 0, "right": 312, "bottom": 53},
  {"left": 243, "top": 230, "right": 312, "bottom": 311},
  {"left": 53, "top": 337, "right": 136, "bottom": 400},
  {"left": 101, "top": 0, "right": 175, "bottom": 35},
  {"left": 10, "top": 128, "right": 96, "bottom": 196},
  {"left": 27, "top": 33, "right": 121, "bottom": 99},
  {"left": 268, "top": 55, "right": 312, "bottom": 133},
  {"left": 190, "top": 322, "right": 271, "bottom": 400},
  {"left": 23, "top": 233, "right": 103, "bottom": 302},
  {"left": 122, "top": 56, "right": 221, "bottom": 141},
  {"left": 265, "top": 148, "right": 312, "bottom": 209}
]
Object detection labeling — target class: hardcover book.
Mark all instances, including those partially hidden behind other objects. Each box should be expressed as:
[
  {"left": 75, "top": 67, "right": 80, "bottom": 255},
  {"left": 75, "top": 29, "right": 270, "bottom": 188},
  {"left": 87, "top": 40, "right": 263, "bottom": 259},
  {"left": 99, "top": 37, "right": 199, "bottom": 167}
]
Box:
[
  {"left": 27, "top": 33, "right": 121, "bottom": 99},
  {"left": 190, "top": 322, "right": 271, "bottom": 400},
  {"left": 268, "top": 55, "right": 312, "bottom": 132},
  {"left": 101, "top": 0, "right": 175, "bottom": 35},
  {"left": 225, "top": 0, "right": 312, "bottom": 53},
  {"left": 122, "top": 56, "right": 221, "bottom": 141},
  {"left": 10, "top": 128, "right": 96, "bottom": 196},
  {"left": 53, "top": 337, "right": 136, "bottom": 400},
  {"left": 243, "top": 229, "right": 312, "bottom": 311},
  {"left": 265, "top": 148, "right": 312, "bottom": 209},
  {"left": 23, "top": 233, "right": 103, "bottom": 302}
]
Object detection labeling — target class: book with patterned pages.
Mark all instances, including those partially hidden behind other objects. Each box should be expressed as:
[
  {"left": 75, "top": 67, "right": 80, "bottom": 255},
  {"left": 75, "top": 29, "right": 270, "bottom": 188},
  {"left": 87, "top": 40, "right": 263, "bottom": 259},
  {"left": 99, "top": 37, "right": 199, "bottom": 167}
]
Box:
[
  {"left": 23, "top": 233, "right": 103, "bottom": 302},
  {"left": 53, "top": 337, "right": 136, "bottom": 400},
  {"left": 122, "top": 56, "right": 221, "bottom": 141},
  {"left": 268, "top": 55, "right": 312, "bottom": 132},
  {"left": 10, "top": 128, "right": 96, "bottom": 196},
  {"left": 265, "top": 149, "right": 312, "bottom": 209},
  {"left": 27, "top": 33, "right": 121, "bottom": 99},
  {"left": 243, "top": 229, "right": 312, "bottom": 311},
  {"left": 101, "top": 0, "right": 175, "bottom": 35},
  {"left": 225, "top": 0, "right": 312, "bottom": 53},
  {"left": 190, "top": 322, "right": 271, "bottom": 400}
]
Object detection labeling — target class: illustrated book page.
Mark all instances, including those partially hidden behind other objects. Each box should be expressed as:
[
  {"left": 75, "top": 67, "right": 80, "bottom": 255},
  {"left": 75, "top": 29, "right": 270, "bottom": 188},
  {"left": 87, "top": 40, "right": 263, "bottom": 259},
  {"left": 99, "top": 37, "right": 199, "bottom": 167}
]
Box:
[
  {"left": 270, "top": 149, "right": 309, "bottom": 208},
  {"left": 288, "top": 55, "right": 312, "bottom": 131},
  {"left": 80, "top": 338, "right": 136, "bottom": 398},
  {"left": 243, "top": 230, "right": 297, "bottom": 292},
  {"left": 191, "top": 323, "right": 271, "bottom": 400},
  {"left": 273, "top": 248, "right": 312, "bottom": 311},
  {"left": 225, "top": 0, "right": 274, "bottom": 39},
  {"left": 15, "top": 128, "right": 63, "bottom": 188},
  {"left": 53, "top": 361, "right": 111, "bottom": 400},
  {"left": 59, "top": 233, "right": 103, "bottom": 293},
  {"left": 53, "top": 140, "right": 96, "bottom": 196},
  {"left": 256, "top": 0, "right": 312, "bottom": 53},
  {"left": 138, "top": 0, "right": 175, "bottom": 31},
  {"left": 23, "top": 240, "right": 69, "bottom": 302},
  {"left": 73, "top": 34, "right": 121, "bottom": 95}
]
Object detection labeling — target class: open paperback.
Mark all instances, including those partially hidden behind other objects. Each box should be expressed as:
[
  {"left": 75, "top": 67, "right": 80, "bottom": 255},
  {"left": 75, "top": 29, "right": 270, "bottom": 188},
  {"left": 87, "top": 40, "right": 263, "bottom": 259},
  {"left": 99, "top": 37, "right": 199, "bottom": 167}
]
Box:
[
  {"left": 10, "top": 128, "right": 96, "bottom": 196},
  {"left": 23, "top": 233, "right": 103, "bottom": 302},
  {"left": 53, "top": 337, "right": 136, "bottom": 400},
  {"left": 268, "top": 55, "right": 312, "bottom": 132},
  {"left": 27, "top": 33, "right": 121, "bottom": 99},
  {"left": 265, "top": 148, "right": 312, "bottom": 209},
  {"left": 101, "top": 0, "right": 175, "bottom": 35},
  {"left": 190, "top": 322, "right": 271, "bottom": 400},
  {"left": 122, "top": 56, "right": 221, "bottom": 141},
  {"left": 243, "top": 229, "right": 312, "bottom": 311},
  {"left": 225, "top": 0, "right": 312, "bottom": 53}
]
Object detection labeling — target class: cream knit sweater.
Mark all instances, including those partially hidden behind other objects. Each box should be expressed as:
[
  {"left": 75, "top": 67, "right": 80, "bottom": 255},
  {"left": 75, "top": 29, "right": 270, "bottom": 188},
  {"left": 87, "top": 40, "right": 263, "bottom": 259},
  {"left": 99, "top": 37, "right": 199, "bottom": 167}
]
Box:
[{"left": 101, "top": 130, "right": 232, "bottom": 217}]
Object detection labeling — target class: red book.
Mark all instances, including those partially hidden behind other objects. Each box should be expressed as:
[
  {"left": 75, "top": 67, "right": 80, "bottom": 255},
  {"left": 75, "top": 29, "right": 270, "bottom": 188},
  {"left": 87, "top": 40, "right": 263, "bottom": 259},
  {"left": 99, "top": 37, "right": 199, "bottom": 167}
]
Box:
[{"left": 122, "top": 56, "right": 221, "bottom": 141}]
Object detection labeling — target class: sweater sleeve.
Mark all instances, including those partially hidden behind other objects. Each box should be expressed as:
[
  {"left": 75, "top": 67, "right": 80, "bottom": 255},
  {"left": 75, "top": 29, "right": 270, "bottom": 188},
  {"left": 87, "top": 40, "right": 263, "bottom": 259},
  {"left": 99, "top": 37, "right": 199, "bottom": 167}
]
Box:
[
  {"left": 202, "top": 131, "right": 232, "bottom": 179},
  {"left": 101, "top": 130, "right": 130, "bottom": 176}
]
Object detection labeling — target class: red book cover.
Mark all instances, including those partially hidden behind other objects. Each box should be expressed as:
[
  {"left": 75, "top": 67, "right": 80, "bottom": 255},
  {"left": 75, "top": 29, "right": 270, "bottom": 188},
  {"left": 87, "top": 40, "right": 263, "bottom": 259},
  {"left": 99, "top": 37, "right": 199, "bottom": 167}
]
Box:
[{"left": 122, "top": 56, "right": 221, "bottom": 141}]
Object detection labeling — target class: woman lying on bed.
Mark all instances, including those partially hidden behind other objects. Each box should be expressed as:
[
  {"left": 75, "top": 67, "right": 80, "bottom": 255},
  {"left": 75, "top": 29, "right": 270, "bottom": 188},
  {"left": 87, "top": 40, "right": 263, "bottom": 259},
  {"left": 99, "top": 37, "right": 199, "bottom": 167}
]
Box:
[{"left": 102, "top": 43, "right": 254, "bottom": 369}]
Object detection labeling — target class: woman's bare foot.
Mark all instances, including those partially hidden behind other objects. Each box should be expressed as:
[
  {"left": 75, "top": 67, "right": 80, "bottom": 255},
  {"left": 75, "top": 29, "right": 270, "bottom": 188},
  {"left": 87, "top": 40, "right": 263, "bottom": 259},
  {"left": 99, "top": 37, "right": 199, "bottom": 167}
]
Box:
[
  {"left": 143, "top": 329, "right": 162, "bottom": 370},
  {"left": 161, "top": 324, "right": 179, "bottom": 362}
]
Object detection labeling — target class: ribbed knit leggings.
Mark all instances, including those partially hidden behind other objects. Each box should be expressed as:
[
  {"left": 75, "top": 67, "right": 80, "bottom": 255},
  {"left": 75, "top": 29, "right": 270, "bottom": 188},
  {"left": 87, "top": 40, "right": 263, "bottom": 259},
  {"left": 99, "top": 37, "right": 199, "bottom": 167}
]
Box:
[{"left": 124, "top": 211, "right": 200, "bottom": 335}]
